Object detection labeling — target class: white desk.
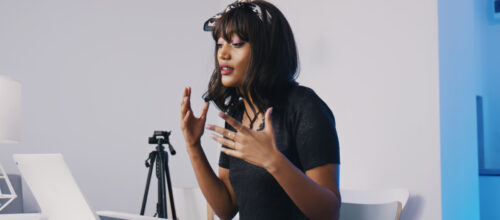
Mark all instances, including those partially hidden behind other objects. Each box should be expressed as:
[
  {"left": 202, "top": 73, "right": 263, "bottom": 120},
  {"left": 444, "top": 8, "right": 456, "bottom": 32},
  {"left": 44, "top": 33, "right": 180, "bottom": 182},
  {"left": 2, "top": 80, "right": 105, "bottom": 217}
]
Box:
[
  {"left": 97, "top": 211, "right": 169, "bottom": 220},
  {"left": 0, "top": 212, "right": 168, "bottom": 220},
  {"left": 0, "top": 213, "right": 43, "bottom": 220}
]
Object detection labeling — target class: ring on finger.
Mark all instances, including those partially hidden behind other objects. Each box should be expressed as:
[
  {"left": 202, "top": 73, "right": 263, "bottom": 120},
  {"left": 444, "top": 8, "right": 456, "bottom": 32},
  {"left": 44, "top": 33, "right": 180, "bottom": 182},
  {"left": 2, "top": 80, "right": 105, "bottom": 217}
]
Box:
[{"left": 227, "top": 131, "right": 236, "bottom": 140}]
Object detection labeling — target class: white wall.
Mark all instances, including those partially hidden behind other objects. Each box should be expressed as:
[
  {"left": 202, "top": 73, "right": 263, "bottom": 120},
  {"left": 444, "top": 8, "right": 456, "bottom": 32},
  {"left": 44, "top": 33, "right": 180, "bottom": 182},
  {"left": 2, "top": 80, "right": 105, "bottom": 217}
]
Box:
[
  {"left": 0, "top": 0, "right": 222, "bottom": 215},
  {"left": 1, "top": 0, "right": 446, "bottom": 219},
  {"left": 265, "top": 0, "right": 442, "bottom": 219}
]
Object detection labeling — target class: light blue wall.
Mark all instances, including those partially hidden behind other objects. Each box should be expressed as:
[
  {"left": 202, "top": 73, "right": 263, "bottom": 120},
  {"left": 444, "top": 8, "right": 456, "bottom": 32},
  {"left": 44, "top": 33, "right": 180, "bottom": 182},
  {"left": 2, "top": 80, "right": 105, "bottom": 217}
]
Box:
[
  {"left": 438, "top": 0, "right": 482, "bottom": 219},
  {"left": 480, "top": 177, "right": 500, "bottom": 219},
  {"left": 478, "top": 0, "right": 500, "bottom": 170},
  {"left": 476, "top": 0, "right": 500, "bottom": 219}
]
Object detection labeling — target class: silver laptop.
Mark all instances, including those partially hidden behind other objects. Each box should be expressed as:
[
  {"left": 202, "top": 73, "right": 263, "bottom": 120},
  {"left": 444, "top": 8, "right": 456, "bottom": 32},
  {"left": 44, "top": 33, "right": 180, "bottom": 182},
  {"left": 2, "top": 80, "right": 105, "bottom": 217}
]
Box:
[{"left": 13, "top": 153, "right": 165, "bottom": 220}]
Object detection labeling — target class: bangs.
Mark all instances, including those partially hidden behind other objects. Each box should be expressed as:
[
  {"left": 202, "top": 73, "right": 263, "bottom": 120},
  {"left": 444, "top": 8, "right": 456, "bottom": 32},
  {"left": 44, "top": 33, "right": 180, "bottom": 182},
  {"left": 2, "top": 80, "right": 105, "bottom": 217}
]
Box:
[
  {"left": 212, "top": 6, "right": 257, "bottom": 43},
  {"left": 204, "top": 0, "right": 298, "bottom": 115}
]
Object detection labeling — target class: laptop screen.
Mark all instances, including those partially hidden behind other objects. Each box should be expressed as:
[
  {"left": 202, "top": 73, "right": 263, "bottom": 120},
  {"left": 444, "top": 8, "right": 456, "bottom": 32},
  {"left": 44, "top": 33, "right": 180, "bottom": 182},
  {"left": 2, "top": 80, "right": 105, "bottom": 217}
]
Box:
[{"left": 13, "top": 154, "right": 98, "bottom": 220}]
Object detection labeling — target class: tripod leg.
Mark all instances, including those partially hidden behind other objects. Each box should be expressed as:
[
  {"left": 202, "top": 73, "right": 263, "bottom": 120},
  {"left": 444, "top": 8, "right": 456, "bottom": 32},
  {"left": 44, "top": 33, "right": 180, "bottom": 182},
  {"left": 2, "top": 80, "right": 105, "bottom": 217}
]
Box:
[
  {"left": 164, "top": 152, "right": 177, "bottom": 220},
  {"left": 157, "top": 150, "right": 168, "bottom": 218},
  {"left": 140, "top": 152, "right": 156, "bottom": 215}
]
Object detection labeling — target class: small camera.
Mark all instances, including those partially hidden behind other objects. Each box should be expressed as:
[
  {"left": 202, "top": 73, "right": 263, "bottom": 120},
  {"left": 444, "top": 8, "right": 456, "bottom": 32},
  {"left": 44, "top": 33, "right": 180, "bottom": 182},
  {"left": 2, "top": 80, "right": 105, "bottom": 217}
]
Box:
[{"left": 148, "top": 131, "right": 171, "bottom": 145}]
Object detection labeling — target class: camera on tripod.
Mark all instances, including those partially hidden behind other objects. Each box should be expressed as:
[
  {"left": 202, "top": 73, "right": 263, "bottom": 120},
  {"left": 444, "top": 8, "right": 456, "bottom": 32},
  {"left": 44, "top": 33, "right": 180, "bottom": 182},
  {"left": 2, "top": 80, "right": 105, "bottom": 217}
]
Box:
[
  {"left": 148, "top": 131, "right": 171, "bottom": 145},
  {"left": 148, "top": 131, "right": 176, "bottom": 155}
]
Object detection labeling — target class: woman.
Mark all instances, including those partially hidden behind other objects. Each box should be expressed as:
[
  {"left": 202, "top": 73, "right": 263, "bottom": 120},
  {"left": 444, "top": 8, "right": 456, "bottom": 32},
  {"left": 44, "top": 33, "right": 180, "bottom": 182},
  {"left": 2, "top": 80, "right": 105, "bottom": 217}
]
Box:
[{"left": 180, "top": 1, "right": 340, "bottom": 219}]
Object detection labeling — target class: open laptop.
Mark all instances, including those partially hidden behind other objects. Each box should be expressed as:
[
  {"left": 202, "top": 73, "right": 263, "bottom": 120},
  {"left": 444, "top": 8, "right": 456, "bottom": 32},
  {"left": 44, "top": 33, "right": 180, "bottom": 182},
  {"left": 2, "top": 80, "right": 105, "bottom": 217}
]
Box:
[{"left": 13, "top": 154, "right": 167, "bottom": 220}]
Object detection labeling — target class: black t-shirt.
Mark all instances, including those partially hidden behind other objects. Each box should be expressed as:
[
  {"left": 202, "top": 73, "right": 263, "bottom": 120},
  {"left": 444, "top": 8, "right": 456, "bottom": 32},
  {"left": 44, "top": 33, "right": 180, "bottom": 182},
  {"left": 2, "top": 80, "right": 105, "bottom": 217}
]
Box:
[{"left": 218, "top": 85, "right": 340, "bottom": 220}]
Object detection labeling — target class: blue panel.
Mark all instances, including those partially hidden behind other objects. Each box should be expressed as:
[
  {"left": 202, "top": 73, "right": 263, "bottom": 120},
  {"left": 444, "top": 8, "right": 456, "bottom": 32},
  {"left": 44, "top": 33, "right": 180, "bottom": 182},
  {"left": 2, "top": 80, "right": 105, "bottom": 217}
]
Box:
[
  {"left": 479, "top": 176, "right": 500, "bottom": 220},
  {"left": 438, "top": 0, "right": 481, "bottom": 219}
]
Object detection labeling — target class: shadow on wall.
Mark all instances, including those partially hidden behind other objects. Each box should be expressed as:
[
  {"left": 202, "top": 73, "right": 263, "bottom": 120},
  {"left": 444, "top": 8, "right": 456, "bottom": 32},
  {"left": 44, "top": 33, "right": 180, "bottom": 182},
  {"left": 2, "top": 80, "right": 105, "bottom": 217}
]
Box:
[{"left": 400, "top": 195, "right": 424, "bottom": 220}]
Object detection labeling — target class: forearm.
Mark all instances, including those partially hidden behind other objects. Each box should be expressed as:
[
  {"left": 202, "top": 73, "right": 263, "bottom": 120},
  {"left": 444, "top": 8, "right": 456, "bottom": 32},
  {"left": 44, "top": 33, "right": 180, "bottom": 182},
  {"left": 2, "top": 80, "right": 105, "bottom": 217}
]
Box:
[
  {"left": 186, "top": 144, "right": 236, "bottom": 219},
  {"left": 266, "top": 154, "right": 340, "bottom": 220}
]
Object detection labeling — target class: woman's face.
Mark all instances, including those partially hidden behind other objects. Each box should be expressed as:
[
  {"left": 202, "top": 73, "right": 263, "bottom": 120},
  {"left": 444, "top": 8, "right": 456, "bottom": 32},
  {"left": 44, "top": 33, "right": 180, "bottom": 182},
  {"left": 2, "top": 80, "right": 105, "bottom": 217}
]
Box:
[{"left": 217, "top": 34, "right": 251, "bottom": 88}]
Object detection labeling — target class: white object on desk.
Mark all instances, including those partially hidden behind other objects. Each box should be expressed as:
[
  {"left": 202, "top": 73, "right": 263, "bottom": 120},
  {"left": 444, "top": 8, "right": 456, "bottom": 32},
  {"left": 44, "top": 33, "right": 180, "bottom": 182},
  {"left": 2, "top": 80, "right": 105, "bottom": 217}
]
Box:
[
  {"left": 13, "top": 154, "right": 97, "bottom": 220},
  {"left": 0, "top": 75, "right": 22, "bottom": 212},
  {"left": 13, "top": 153, "right": 169, "bottom": 220},
  {"left": 0, "top": 213, "right": 44, "bottom": 220},
  {"left": 97, "top": 210, "right": 170, "bottom": 220}
]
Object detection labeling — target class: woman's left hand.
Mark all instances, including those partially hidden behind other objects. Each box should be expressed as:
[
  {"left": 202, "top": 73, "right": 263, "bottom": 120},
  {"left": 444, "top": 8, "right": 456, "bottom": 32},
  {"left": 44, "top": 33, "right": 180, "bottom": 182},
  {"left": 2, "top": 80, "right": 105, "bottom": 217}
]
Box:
[{"left": 206, "top": 107, "right": 282, "bottom": 170}]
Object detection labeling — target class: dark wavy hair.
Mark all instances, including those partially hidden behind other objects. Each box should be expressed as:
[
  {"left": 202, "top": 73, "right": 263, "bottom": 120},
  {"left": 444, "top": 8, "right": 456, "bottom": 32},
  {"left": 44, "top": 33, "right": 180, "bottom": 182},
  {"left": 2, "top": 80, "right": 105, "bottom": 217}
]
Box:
[{"left": 202, "top": 0, "right": 299, "bottom": 115}]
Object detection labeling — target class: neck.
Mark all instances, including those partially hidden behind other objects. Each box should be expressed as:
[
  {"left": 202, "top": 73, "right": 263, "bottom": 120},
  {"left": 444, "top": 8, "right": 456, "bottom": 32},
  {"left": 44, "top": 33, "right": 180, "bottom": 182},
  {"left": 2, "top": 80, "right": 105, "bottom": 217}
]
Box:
[
  {"left": 238, "top": 87, "right": 259, "bottom": 119},
  {"left": 243, "top": 95, "right": 259, "bottom": 117}
]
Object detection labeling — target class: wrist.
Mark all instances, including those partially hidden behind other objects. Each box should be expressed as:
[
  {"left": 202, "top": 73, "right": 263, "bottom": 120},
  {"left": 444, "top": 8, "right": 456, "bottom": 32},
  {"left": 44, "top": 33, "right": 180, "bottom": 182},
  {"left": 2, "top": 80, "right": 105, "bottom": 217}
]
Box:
[
  {"left": 264, "top": 150, "right": 287, "bottom": 174},
  {"left": 185, "top": 139, "right": 201, "bottom": 148},
  {"left": 185, "top": 141, "right": 201, "bottom": 151}
]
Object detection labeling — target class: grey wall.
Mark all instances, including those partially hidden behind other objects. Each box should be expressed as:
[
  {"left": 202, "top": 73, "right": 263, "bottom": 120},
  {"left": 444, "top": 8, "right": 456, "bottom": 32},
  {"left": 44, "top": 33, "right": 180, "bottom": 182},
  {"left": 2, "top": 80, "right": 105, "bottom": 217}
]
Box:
[
  {"left": 0, "top": 0, "right": 221, "bottom": 215},
  {"left": 247, "top": 0, "right": 442, "bottom": 219}
]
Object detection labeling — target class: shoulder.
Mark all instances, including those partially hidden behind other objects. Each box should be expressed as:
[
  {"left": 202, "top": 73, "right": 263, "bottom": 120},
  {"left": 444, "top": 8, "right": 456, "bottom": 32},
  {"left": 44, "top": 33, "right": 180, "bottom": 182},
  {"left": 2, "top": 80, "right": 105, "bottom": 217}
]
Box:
[
  {"left": 287, "top": 85, "right": 317, "bottom": 100},
  {"left": 286, "top": 85, "right": 332, "bottom": 114}
]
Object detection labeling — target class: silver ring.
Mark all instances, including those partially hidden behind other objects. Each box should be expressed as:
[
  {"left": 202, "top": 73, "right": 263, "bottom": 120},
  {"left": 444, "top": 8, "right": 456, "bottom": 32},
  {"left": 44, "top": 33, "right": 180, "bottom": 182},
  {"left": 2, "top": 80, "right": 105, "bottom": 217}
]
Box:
[{"left": 228, "top": 132, "right": 236, "bottom": 140}]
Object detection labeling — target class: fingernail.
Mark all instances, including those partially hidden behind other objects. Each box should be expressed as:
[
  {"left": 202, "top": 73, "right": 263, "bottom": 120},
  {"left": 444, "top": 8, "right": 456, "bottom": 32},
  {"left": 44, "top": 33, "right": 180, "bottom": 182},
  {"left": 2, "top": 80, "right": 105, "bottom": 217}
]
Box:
[
  {"left": 206, "top": 124, "right": 214, "bottom": 130},
  {"left": 218, "top": 112, "right": 225, "bottom": 118}
]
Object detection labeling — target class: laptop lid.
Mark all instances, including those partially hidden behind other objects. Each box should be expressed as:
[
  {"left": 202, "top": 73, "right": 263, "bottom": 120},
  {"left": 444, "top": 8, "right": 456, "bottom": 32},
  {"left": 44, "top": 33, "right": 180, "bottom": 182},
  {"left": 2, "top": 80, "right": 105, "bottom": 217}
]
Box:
[{"left": 13, "top": 153, "right": 98, "bottom": 220}]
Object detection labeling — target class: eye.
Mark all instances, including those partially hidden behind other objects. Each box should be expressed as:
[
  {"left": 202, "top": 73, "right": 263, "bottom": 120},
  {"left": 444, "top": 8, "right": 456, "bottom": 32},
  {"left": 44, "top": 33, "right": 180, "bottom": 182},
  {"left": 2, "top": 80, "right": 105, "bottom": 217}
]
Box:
[
  {"left": 232, "top": 42, "right": 246, "bottom": 48},
  {"left": 216, "top": 43, "right": 223, "bottom": 48}
]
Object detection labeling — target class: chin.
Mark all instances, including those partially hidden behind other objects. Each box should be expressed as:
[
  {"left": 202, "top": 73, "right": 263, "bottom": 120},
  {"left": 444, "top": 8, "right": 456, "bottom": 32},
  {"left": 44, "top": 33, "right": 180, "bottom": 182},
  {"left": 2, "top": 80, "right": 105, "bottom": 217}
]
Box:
[{"left": 221, "top": 78, "right": 239, "bottom": 87}]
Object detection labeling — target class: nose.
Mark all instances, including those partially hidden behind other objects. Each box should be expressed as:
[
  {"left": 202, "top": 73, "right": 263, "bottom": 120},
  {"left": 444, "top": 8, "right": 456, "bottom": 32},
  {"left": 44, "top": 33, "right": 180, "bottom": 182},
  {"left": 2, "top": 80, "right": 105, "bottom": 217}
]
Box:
[{"left": 218, "top": 43, "right": 231, "bottom": 60}]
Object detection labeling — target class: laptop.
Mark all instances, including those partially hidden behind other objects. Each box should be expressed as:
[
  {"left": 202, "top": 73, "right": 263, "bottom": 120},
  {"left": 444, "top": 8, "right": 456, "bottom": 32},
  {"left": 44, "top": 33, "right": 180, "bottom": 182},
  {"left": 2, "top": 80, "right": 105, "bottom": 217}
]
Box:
[{"left": 13, "top": 154, "right": 166, "bottom": 220}]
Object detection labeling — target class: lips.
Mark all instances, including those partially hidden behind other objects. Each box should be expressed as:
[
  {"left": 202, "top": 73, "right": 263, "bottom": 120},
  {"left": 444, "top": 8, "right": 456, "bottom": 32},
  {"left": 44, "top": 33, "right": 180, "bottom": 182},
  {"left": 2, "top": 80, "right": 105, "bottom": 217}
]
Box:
[{"left": 220, "top": 64, "right": 234, "bottom": 75}]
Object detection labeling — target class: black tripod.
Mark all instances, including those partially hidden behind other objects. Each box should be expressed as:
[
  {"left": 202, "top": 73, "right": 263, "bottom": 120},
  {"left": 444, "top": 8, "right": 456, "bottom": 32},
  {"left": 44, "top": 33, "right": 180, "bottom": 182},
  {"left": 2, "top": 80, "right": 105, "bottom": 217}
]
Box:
[{"left": 140, "top": 131, "right": 177, "bottom": 220}]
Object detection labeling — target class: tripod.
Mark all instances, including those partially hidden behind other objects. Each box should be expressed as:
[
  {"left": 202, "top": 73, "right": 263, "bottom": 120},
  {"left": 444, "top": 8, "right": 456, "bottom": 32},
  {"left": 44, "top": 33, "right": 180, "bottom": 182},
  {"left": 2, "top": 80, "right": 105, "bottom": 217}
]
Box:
[{"left": 140, "top": 131, "right": 177, "bottom": 220}]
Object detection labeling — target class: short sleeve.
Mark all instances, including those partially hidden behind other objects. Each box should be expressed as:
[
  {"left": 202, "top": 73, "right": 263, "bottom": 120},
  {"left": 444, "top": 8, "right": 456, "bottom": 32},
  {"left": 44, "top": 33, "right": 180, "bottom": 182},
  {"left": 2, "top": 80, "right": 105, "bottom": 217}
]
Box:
[
  {"left": 218, "top": 147, "right": 230, "bottom": 168},
  {"left": 294, "top": 89, "right": 340, "bottom": 171}
]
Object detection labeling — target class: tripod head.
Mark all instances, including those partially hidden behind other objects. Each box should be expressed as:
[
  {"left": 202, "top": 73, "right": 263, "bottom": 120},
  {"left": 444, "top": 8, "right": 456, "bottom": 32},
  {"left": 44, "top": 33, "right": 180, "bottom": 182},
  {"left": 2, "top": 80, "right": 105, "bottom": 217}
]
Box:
[{"left": 148, "top": 130, "right": 176, "bottom": 155}]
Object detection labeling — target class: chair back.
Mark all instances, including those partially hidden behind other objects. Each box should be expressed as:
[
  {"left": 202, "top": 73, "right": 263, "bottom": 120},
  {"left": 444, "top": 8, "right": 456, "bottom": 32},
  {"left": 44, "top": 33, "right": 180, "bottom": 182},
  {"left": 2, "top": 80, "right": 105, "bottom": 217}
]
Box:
[
  {"left": 172, "top": 186, "right": 213, "bottom": 220},
  {"left": 339, "top": 201, "right": 401, "bottom": 220},
  {"left": 340, "top": 188, "right": 410, "bottom": 209}
]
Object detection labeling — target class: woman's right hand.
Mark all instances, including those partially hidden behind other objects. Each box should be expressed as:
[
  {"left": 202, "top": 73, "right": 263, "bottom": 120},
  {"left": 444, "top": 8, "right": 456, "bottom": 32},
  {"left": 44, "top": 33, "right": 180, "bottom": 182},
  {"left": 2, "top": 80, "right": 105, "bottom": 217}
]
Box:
[{"left": 180, "top": 86, "right": 210, "bottom": 148}]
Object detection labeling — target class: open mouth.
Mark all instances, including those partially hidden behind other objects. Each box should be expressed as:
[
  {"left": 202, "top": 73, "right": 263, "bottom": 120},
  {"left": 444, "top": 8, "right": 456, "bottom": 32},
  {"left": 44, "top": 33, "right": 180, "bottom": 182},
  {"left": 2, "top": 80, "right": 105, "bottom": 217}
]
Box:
[{"left": 220, "top": 66, "right": 234, "bottom": 75}]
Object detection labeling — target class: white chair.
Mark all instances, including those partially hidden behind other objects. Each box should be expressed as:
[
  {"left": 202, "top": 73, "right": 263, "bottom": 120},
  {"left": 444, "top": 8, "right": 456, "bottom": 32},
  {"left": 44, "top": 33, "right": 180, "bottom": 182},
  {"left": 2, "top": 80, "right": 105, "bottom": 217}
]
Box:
[
  {"left": 340, "top": 188, "right": 410, "bottom": 208},
  {"left": 172, "top": 186, "right": 214, "bottom": 220},
  {"left": 339, "top": 202, "right": 401, "bottom": 220},
  {"left": 339, "top": 188, "right": 409, "bottom": 220}
]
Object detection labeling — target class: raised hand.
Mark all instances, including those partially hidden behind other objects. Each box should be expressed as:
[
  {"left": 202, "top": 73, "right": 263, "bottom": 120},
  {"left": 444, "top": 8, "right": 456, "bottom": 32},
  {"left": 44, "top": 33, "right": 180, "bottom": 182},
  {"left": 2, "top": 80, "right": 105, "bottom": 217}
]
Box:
[
  {"left": 180, "top": 87, "right": 210, "bottom": 148},
  {"left": 206, "top": 108, "right": 282, "bottom": 170}
]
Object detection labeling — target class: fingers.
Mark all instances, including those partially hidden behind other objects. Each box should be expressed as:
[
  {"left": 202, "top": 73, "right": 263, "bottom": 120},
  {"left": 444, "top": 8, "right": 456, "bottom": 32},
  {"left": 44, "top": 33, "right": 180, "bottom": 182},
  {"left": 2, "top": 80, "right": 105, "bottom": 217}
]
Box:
[
  {"left": 180, "top": 87, "right": 188, "bottom": 119},
  {"left": 180, "top": 87, "right": 193, "bottom": 120},
  {"left": 181, "top": 98, "right": 188, "bottom": 119},
  {"left": 220, "top": 147, "right": 243, "bottom": 159},
  {"left": 206, "top": 124, "right": 236, "bottom": 140},
  {"left": 185, "top": 87, "right": 191, "bottom": 112},
  {"left": 218, "top": 112, "right": 246, "bottom": 132},
  {"left": 183, "top": 109, "right": 192, "bottom": 123},
  {"left": 210, "top": 133, "right": 237, "bottom": 150}
]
